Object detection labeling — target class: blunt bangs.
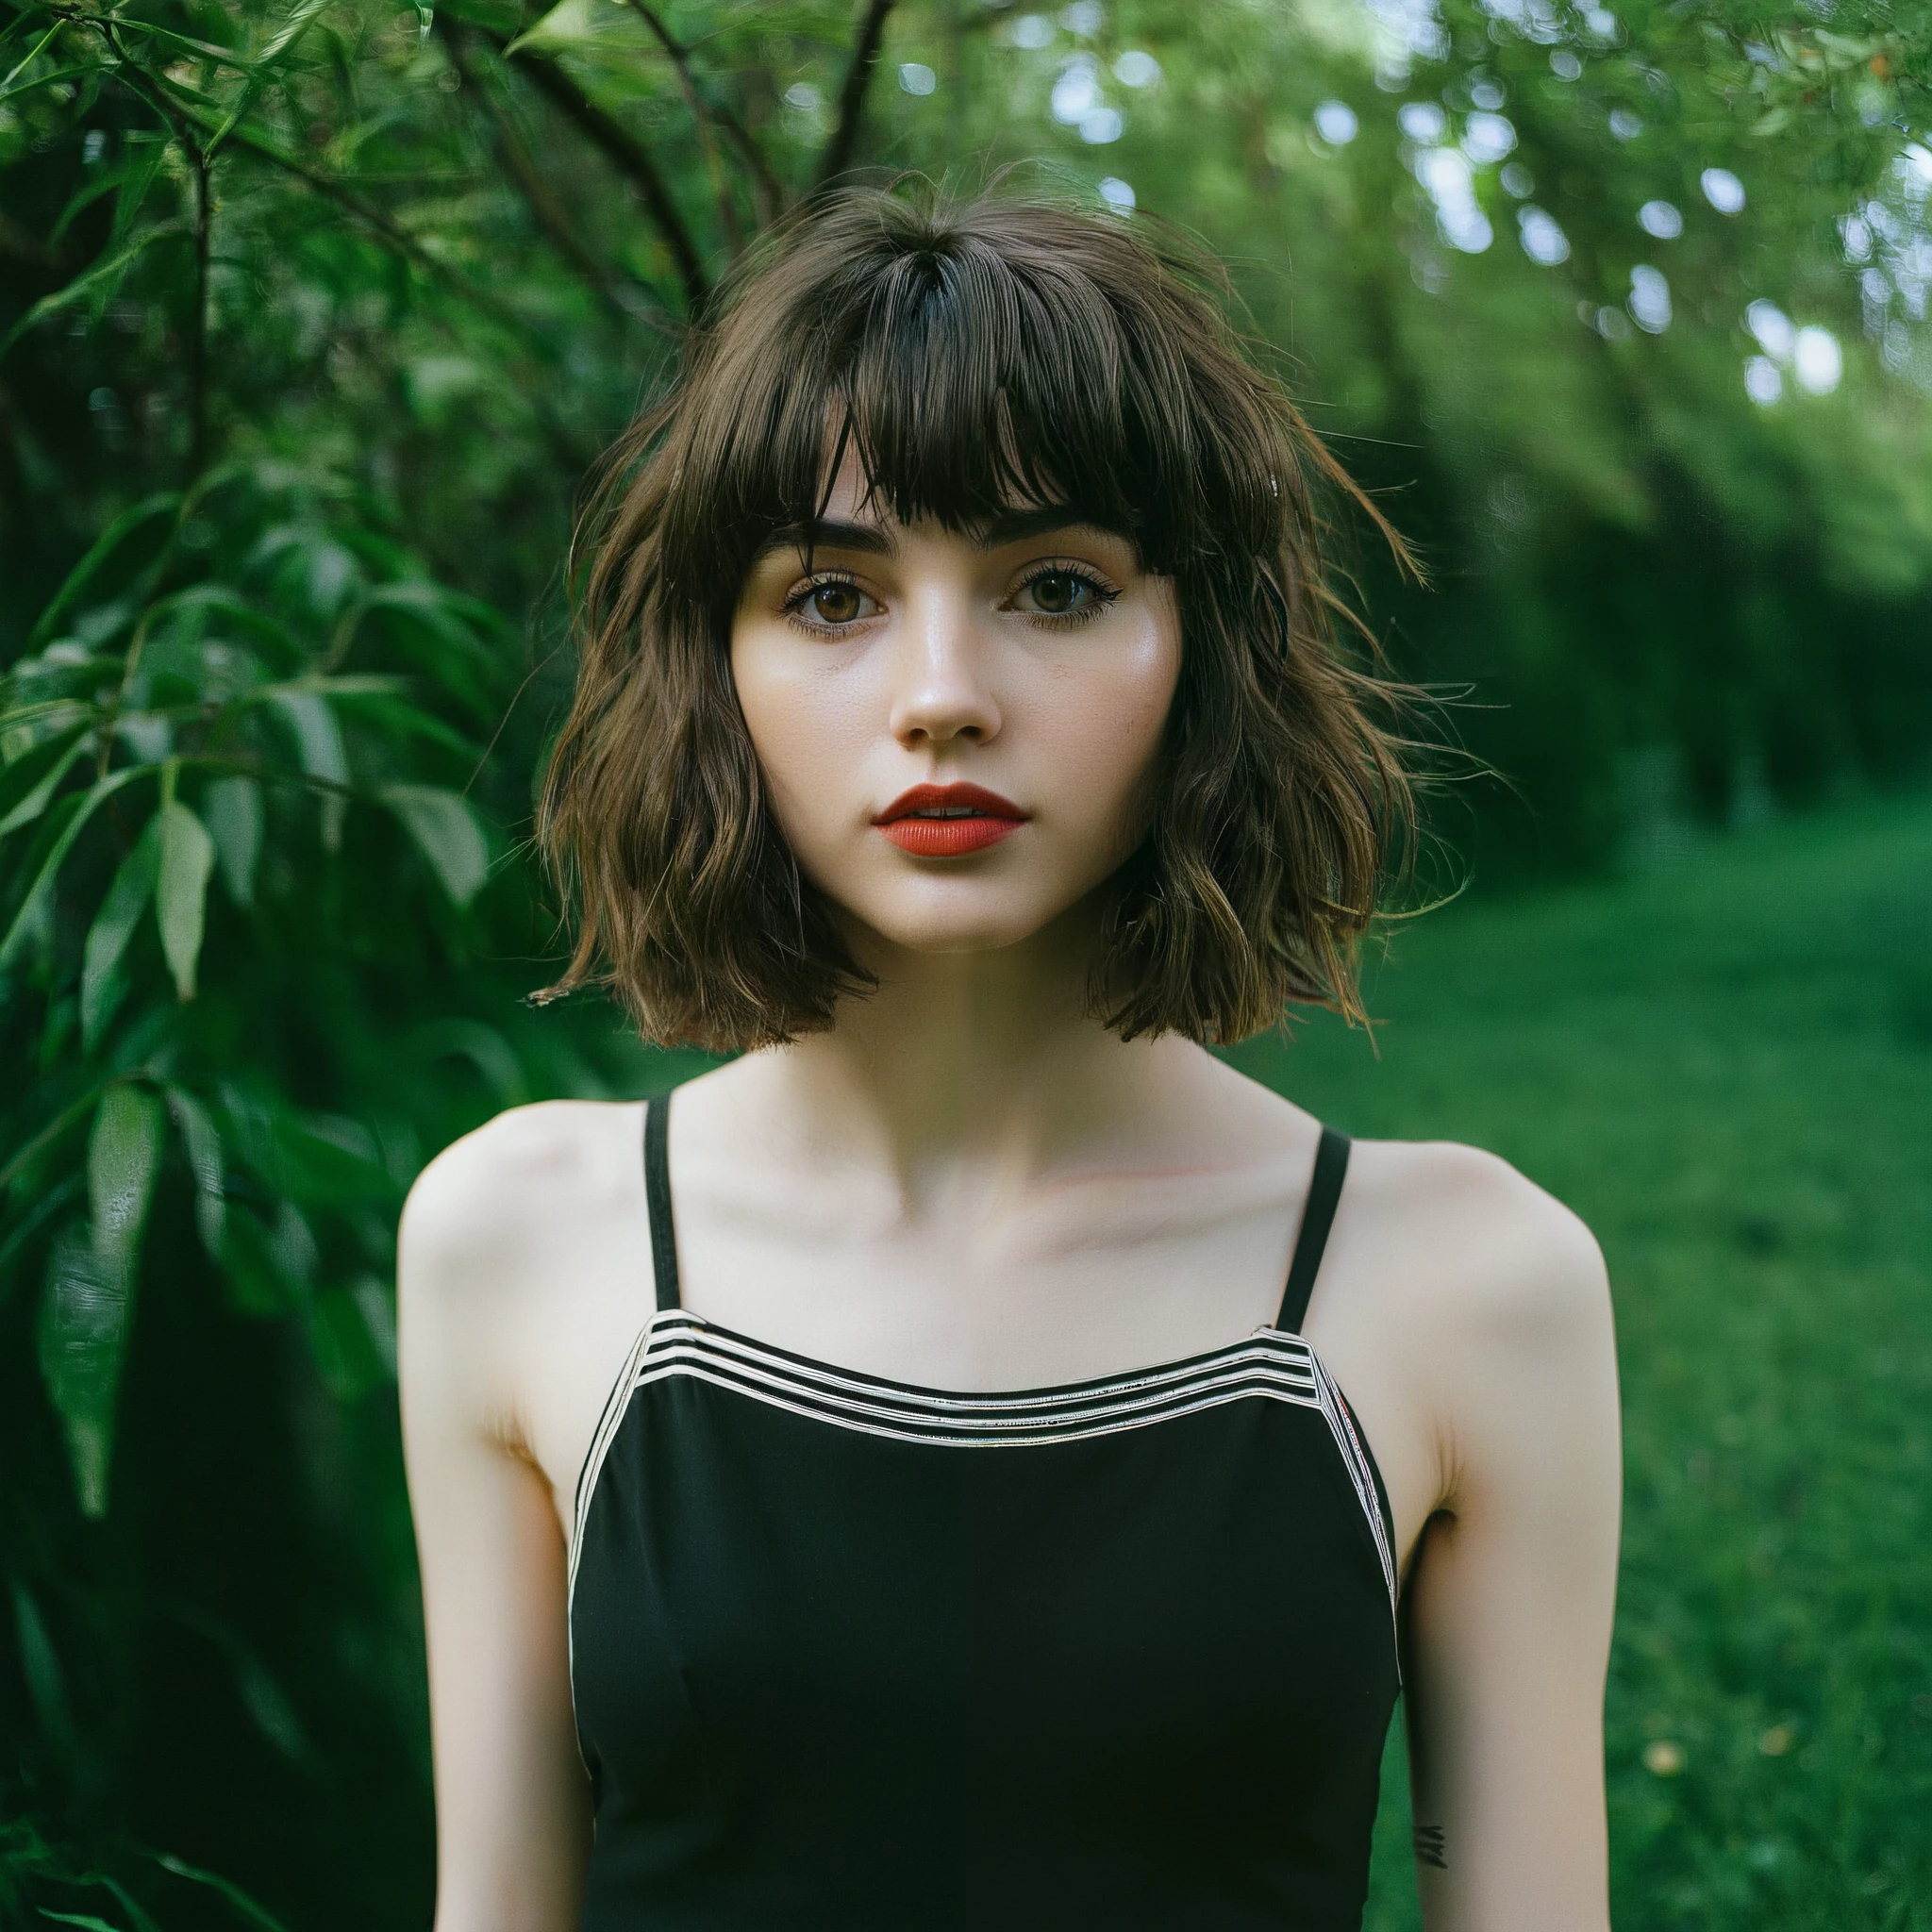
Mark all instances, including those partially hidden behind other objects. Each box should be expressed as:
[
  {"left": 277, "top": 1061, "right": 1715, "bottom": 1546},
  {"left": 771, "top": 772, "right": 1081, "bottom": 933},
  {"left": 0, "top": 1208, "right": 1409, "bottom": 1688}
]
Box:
[
  {"left": 662, "top": 195, "right": 1281, "bottom": 616},
  {"left": 541, "top": 185, "right": 1415, "bottom": 1053}
]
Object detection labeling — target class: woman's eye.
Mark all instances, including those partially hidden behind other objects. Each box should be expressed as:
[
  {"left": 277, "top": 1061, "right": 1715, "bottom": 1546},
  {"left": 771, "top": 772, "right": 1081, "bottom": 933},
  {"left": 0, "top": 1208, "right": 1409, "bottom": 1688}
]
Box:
[
  {"left": 1027, "top": 573, "right": 1082, "bottom": 615},
  {"left": 791, "top": 580, "right": 874, "bottom": 626},
  {"left": 1014, "top": 569, "right": 1110, "bottom": 620}
]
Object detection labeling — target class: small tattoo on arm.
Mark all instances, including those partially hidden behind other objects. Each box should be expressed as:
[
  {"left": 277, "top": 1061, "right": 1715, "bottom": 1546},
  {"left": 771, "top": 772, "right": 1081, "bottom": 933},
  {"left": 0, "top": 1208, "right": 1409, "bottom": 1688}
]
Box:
[{"left": 1413, "top": 1824, "right": 1448, "bottom": 1871}]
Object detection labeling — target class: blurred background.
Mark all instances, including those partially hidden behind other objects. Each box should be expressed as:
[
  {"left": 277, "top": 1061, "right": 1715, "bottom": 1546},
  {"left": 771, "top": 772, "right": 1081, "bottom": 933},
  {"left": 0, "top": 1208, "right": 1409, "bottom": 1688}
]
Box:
[{"left": 2, "top": 0, "right": 1928, "bottom": 1924}]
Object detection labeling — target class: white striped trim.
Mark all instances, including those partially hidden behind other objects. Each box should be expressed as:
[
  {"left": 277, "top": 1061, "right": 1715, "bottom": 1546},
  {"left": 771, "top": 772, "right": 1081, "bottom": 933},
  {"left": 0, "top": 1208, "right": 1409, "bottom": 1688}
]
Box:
[
  {"left": 1310, "top": 1355, "right": 1400, "bottom": 1637},
  {"left": 568, "top": 1308, "right": 1401, "bottom": 1657}
]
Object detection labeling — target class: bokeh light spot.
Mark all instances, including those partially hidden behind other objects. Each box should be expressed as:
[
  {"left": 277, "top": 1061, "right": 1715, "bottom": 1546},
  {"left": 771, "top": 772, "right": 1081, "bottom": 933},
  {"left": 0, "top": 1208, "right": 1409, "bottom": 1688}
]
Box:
[
  {"left": 1702, "top": 167, "right": 1746, "bottom": 214},
  {"left": 1314, "top": 100, "right": 1358, "bottom": 146}
]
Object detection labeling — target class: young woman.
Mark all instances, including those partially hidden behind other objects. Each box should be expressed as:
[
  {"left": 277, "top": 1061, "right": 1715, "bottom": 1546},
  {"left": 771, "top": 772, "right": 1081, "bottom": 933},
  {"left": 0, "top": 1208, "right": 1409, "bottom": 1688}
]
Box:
[{"left": 398, "top": 190, "right": 1621, "bottom": 1932}]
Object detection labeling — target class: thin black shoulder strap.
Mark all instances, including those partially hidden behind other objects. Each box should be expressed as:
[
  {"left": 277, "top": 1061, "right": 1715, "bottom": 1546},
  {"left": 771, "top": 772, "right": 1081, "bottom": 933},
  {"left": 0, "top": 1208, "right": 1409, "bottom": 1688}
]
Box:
[
  {"left": 1275, "top": 1126, "right": 1351, "bottom": 1334},
  {"left": 642, "top": 1094, "right": 681, "bottom": 1312}
]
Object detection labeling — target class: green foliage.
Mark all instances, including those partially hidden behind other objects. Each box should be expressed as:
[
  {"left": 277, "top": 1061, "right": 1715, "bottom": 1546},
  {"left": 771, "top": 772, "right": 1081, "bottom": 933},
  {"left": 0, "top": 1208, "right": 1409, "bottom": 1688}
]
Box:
[
  {"left": 3, "top": 0, "right": 1930, "bottom": 1919},
  {"left": 34, "top": 1083, "right": 165, "bottom": 1519},
  {"left": 0, "top": 456, "right": 654, "bottom": 1918}
]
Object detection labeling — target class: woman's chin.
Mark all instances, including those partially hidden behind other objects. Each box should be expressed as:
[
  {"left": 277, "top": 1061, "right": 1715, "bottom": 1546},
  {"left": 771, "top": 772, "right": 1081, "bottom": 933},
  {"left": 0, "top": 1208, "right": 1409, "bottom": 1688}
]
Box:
[
  {"left": 852, "top": 911, "right": 1059, "bottom": 960},
  {"left": 833, "top": 890, "right": 1094, "bottom": 968}
]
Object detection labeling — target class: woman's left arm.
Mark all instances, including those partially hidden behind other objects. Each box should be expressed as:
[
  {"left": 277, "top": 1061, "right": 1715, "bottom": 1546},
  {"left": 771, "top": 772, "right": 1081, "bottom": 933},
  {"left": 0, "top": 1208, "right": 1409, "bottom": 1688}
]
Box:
[{"left": 1399, "top": 1160, "right": 1623, "bottom": 1932}]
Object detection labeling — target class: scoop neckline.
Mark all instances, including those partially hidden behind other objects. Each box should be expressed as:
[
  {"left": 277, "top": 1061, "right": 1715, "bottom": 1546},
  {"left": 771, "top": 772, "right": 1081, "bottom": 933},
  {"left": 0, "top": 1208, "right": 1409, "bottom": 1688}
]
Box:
[
  {"left": 645, "top": 1305, "right": 1315, "bottom": 1407},
  {"left": 567, "top": 1301, "right": 1400, "bottom": 1643}
]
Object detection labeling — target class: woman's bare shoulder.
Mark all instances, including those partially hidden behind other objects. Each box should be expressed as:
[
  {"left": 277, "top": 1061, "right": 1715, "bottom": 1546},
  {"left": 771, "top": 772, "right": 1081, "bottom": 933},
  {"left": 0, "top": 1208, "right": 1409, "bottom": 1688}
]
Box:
[
  {"left": 399, "top": 1098, "right": 648, "bottom": 1311},
  {"left": 1352, "top": 1135, "right": 1603, "bottom": 1295},
  {"left": 397, "top": 1098, "right": 658, "bottom": 1495},
  {"left": 1337, "top": 1134, "right": 1612, "bottom": 1405}
]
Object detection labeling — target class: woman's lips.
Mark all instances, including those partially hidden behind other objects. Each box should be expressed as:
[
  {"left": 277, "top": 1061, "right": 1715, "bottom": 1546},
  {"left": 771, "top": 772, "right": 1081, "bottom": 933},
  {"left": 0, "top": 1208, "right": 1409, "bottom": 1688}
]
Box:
[
  {"left": 874, "top": 782, "right": 1028, "bottom": 858},
  {"left": 882, "top": 816, "right": 1022, "bottom": 856}
]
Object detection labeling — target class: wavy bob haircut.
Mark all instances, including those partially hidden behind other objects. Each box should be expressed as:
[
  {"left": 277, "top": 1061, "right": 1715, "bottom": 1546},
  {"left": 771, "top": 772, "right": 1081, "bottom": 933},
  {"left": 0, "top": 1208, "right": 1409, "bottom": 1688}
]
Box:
[{"left": 540, "top": 185, "right": 1414, "bottom": 1052}]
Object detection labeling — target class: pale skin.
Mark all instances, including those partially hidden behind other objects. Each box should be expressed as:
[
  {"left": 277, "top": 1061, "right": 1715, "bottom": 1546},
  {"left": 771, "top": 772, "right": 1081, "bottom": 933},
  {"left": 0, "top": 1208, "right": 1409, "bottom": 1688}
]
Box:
[{"left": 399, "top": 463, "right": 1623, "bottom": 1932}]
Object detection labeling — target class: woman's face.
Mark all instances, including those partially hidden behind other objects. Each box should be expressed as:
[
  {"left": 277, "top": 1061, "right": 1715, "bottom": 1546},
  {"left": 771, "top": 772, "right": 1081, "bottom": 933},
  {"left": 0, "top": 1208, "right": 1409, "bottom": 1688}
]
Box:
[{"left": 731, "top": 464, "right": 1181, "bottom": 962}]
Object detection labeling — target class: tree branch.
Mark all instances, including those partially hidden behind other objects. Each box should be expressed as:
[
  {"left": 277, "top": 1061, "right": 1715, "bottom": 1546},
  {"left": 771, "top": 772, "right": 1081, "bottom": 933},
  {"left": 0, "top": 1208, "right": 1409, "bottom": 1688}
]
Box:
[
  {"left": 73, "top": 30, "right": 546, "bottom": 352},
  {"left": 623, "top": 0, "right": 741, "bottom": 252},
  {"left": 99, "top": 26, "right": 209, "bottom": 475},
  {"left": 441, "top": 23, "right": 662, "bottom": 328},
  {"left": 618, "top": 0, "right": 776, "bottom": 229},
  {"left": 487, "top": 28, "right": 708, "bottom": 315},
  {"left": 815, "top": 0, "right": 895, "bottom": 191},
  {"left": 678, "top": 68, "right": 785, "bottom": 229},
  {"left": 185, "top": 138, "right": 209, "bottom": 475},
  {"left": 202, "top": 114, "right": 553, "bottom": 351},
  {"left": 709, "top": 102, "right": 785, "bottom": 231}
]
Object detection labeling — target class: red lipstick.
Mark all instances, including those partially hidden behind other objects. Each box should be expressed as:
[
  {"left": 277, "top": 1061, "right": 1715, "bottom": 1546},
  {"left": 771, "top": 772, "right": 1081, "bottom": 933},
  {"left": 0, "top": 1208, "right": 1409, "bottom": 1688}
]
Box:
[{"left": 874, "top": 782, "right": 1028, "bottom": 857}]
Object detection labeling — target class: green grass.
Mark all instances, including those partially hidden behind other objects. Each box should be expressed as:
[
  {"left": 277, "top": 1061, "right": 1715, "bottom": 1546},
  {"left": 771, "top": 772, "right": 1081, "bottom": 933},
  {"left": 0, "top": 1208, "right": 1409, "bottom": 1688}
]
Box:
[{"left": 1224, "top": 791, "right": 1932, "bottom": 1931}]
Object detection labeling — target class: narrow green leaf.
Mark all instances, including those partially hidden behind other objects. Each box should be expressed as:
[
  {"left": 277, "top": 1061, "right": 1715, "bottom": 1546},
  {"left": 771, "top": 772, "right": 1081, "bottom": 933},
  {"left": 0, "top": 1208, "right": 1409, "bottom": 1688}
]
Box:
[
  {"left": 381, "top": 785, "right": 490, "bottom": 908},
  {"left": 156, "top": 801, "right": 215, "bottom": 1000},
  {"left": 81, "top": 813, "right": 162, "bottom": 1052},
  {"left": 230, "top": 1650, "right": 316, "bottom": 1766},
  {"left": 271, "top": 1199, "right": 319, "bottom": 1287},
  {"left": 10, "top": 1580, "right": 82, "bottom": 1774},
  {"left": 354, "top": 1276, "right": 399, "bottom": 1376},
  {"left": 165, "top": 1086, "right": 226, "bottom": 1257},
  {"left": 49, "top": 135, "right": 170, "bottom": 251},
  {"left": 267, "top": 689, "right": 349, "bottom": 781},
  {"left": 0, "top": 724, "right": 91, "bottom": 838},
  {"left": 90, "top": 1083, "right": 165, "bottom": 1282},
  {"left": 0, "top": 20, "right": 62, "bottom": 95},
  {"left": 506, "top": 0, "right": 622, "bottom": 57},
  {"left": 256, "top": 0, "right": 335, "bottom": 68},
  {"left": 411, "top": 1017, "right": 530, "bottom": 1108},
  {"left": 267, "top": 690, "right": 348, "bottom": 850},
  {"left": 99, "top": 1883, "right": 161, "bottom": 1932},
  {"left": 38, "top": 1087, "right": 164, "bottom": 1514},
  {"left": 278, "top": 673, "right": 408, "bottom": 698},
  {"left": 39, "top": 1910, "right": 122, "bottom": 1930},
  {"left": 93, "top": 18, "right": 256, "bottom": 70},
  {"left": 336, "top": 693, "right": 474, "bottom": 758},
  {"left": 0, "top": 766, "right": 151, "bottom": 972},
  {"left": 148, "top": 1852, "right": 291, "bottom": 1932},
  {"left": 202, "top": 0, "right": 334, "bottom": 158},
  {"left": 107, "top": 135, "right": 171, "bottom": 251},
  {"left": 37, "top": 1224, "right": 129, "bottom": 1519},
  {"left": 49, "top": 171, "right": 125, "bottom": 249},
  {"left": 0, "top": 225, "right": 187, "bottom": 366},
  {"left": 203, "top": 775, "right": 262, "bottom": 908},
  {"left": 144, "top": 583, "right": 304, "bottom": 672},
  {"left": 26, "top": 493, "right": 180, "bottom": 652},
  {"left": 0, "top": 63, "right": 96, "bottom": 109},
  {"left": 211, "top": 1196, "right": 320, "bottom": 1319},
  {"left": 0, "top": 1079, "right": 108, "bottom": 1197}
]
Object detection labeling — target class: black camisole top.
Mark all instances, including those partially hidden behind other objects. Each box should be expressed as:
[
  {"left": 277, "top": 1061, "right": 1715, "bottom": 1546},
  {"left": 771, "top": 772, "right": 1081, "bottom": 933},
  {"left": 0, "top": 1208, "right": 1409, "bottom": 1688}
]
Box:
[{"left": 569, "top": 1095, "right": 1402, "bottom": 1930}]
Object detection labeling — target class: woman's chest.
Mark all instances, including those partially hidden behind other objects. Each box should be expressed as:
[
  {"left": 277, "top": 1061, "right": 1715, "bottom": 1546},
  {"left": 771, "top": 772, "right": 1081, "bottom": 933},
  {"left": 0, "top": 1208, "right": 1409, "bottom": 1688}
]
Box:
[
  {"left": 663, "top": 1167, "right": 1306, "bottom": 1393},
  {"left": 572, "top": 1376, "right": 1400, "bottom": 1889}
]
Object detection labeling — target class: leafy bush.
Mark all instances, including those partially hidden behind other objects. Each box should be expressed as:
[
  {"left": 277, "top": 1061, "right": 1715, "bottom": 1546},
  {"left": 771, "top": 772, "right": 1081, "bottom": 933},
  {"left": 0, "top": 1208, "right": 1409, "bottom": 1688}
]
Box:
[{"left": 0, "top": 459, "right": 661, "bottom": 1922}]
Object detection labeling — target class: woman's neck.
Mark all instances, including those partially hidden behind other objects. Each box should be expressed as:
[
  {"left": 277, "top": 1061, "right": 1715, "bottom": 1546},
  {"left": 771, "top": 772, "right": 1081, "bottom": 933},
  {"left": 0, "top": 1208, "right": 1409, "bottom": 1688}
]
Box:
[{"left": 747, "top": 909, "right": 1204, "bottom": 1212}]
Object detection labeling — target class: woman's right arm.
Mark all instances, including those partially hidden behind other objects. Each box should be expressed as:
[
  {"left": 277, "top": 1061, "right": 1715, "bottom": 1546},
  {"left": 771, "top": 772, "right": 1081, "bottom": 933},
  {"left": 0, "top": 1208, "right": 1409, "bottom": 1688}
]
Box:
[{"left": 399, "top": 1139, "right": 592, "bottom": 1932}]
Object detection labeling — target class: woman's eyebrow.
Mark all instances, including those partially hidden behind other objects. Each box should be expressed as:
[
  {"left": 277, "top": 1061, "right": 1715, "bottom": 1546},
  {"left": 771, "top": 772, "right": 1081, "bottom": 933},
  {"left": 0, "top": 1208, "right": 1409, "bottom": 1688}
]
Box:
[{"left": 760, "top": 518, "right": 895, "bottom": 561}]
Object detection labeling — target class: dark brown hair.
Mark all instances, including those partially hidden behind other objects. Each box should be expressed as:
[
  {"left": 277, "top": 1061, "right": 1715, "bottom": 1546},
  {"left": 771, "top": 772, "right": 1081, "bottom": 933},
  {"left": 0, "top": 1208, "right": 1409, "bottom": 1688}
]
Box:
[{"left": 540, "top": 184, "right": 1415, "bottom": 1051}]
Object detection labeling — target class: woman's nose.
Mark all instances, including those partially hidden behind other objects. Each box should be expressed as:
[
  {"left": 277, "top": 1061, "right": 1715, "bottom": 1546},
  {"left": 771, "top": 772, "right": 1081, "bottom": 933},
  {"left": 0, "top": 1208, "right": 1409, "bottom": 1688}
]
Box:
[{"left": 887, "top": 593, "right": 1002, "bottom": 749}]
